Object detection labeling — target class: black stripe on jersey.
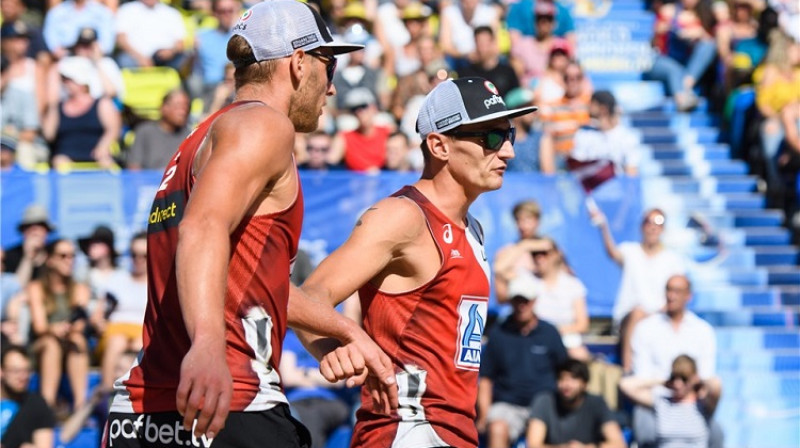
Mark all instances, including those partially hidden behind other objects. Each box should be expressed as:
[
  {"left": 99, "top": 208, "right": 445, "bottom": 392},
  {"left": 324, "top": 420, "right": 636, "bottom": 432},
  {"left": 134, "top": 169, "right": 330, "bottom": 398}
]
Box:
[{"left": 147, "top": 191, "right": 185, "bottom": 234}]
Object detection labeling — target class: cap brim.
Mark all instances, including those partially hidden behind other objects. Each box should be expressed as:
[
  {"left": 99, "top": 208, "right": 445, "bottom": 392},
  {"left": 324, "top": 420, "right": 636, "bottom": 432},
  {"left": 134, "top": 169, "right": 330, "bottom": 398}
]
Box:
[
  {"left": 462, "top": 106, "right": 538, "bottom": 126},
  {"left": 319, "top": 42, "right": 365, "bottom": 55}
]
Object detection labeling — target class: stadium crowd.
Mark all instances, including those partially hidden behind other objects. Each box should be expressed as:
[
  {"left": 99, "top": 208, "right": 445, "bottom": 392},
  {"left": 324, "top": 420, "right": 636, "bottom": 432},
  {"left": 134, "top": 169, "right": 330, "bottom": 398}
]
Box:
[{"left": 0, "top": 0, "right": 798, "bottom": 446}]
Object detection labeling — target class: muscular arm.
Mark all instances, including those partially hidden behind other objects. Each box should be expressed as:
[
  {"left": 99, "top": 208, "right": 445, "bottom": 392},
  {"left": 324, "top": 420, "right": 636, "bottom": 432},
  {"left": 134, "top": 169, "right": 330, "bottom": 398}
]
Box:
[{"left": 175, "top": 106, "right": 295, "bottom": 437}]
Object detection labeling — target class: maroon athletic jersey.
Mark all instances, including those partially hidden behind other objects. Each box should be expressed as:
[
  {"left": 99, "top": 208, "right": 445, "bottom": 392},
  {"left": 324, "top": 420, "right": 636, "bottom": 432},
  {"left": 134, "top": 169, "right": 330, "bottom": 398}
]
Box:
[
  {"left": 351, "top": 186, "right": 491, "bottom": 448},
  {"left": 111, "top": 101, "right": 304, "bottom": 414}
]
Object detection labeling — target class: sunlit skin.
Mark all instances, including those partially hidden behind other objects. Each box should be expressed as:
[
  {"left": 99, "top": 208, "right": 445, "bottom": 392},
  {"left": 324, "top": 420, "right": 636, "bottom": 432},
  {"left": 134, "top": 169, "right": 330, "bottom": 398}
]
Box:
[
  {"left": 444, "top": 117, "right": 515, "bottom": 196},
  {"left": 665, "top": 275, "right": 691, "bottom": 316},
  {"left": 1, "top": 350, "right": 31, "bottom": 395},
  {"left": 641, "top": 211, "right": 665, "bottom": 248},
  {"left": 288, "top": 49, "right": 336, "bottom": 133},
  {"left": 515, "top": 211, "right": 539, "bottom": 239}
]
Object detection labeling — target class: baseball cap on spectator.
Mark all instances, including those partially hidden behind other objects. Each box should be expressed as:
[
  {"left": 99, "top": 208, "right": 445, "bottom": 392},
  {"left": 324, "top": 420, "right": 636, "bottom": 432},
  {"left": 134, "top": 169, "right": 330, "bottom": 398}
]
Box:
[
  {"left": 416, "top": 77, "right": 537, "bottom": 138},
  {"left": 17, "top": 204, "right": 56, "bottom": 233},
  {"left": 534, "top": 1, "right": 556, "bottom": 17},
  {"left": 550, "top": 40, "right": 572, "bottom": 57},
  {"left": 229, "top": 0, "right": 363, "bottom": 68},
  {"left": 401, "top": 2, "right": 432, "bottom": 21},
  {"left": 1, "top": 134, "right": 18, "bottom": 153},
  {"left": 73, "top": 27, "right": 98, "bottom": 47},
  {"left": 343, "top": 87, "right": 376, "bottom": 110},
  {"left": 507, "top": 274, "right": 539, "bottom": 301},
  {"left": 0, "top": 21, "right": 30, "bottom": 39},
  {"left": 591, "top": 90, "right": 617, "bottom": 113},
  {"left": 340, "top": 2, "right": 369, "bottom": 23},
  {"left": 58, "top": 56, "right": 94, "bottom": 86}
]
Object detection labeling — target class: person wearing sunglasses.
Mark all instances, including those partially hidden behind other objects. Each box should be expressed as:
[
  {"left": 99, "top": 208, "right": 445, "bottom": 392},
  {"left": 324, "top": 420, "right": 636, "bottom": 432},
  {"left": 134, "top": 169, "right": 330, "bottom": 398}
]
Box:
[
  {"left": 328, "top": 87, "right": 392, "bottom": 172},
  {"left": 298, "top": 77, "right": 537, "bottom": 448},
  {"left": 620, "top": 354, "right": 721, "bottom": 448},
  {"left": 105, "top": 2, "right": 399, "bottom": 447}
]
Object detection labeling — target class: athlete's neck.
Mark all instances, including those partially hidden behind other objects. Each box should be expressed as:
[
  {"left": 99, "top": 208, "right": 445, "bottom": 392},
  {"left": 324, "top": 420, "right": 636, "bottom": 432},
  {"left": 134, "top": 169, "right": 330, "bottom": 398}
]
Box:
[
  {"left": 233, "top": 83, "right": 290, "bottom": 116},
  {"left": 413, "top": 178, "right": 473, "bottom": 227}
]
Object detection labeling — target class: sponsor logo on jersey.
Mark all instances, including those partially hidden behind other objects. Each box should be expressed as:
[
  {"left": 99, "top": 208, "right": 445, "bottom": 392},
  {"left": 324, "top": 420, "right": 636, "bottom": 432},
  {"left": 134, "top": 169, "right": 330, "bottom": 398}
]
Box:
[
  {"left": 455, "top": 296, "right": 487, "bottom": 370},
  {"left": 108, "top": 415, "right": 212, "bottom": 447},
  {"left": 147, "top": 191, "right": 185, "bottom": 233},
  {"left": 450, "top": 249, "right": 462, "bottom": 259},
  {"left": 442, "top": 224, "right": 453, "bottom": 244}
]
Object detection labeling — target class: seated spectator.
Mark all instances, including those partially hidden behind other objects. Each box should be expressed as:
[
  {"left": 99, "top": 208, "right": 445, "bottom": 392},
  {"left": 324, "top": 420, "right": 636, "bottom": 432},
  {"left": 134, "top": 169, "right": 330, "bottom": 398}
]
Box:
[
  {"left": 527, "top": 359, "right": 625, "bottom": 448},
  {"left": 115, "top": 0, "right": 187, "bottom": 70},
  {"left": 532, "top": 238, "right": 591, "bottom": 361},
  {"left": 591, "top": 208, "right": 686, "bottom": 373},
  {"left": 126, "top": 89, "right": 191, "bottom": 171},
  {"left": 570, "top": 90, "right": 641, "bottom": 176},
  {"left": 393, "top": 2, "right": 433, "bottom": 78},
  {"left": 478, "top": 274, "right": 568, "bottom": 448},
  {"left": 438, "top": 0, "right": 500, "bottom": 69},
  {"left": 91, "top": 232, "right": 147, "bottom": 390},
  {"left": 1, "top": 0, "right": 50, "bottom": 63},
  {"left": 620, "top": 355, "right": 722, "bottom": 448},
  {"left": 0, "top": 136, "right": 19, "bottom": 171},
  {"left": 43, "top": 57, "right": 121, "bottom": 170},
  {"left": 1, "top": 21, "right": 48, "bottom": 168},
  {"left": 457, "top": 26, "right": 520, "bottom": 98},
  {"left": 532, "top": 43, "right": 575, "bottom": 105},
  {"left": 280, "top": 329, "right": 351, "bottom": 448},
  {"left": 383, "top": 131, "right": 417, "bottom": 171},
  {"left": 335, "top": 3, "right": 386, "bottom": 71},
  {"left": 204, "top": 63, "right": 236, "bottom": 117},
  {"left": 493, "top": 200, "right": 544, "bottom": 303},
  {"left": 298, "top": 131, "right": 342, "bottom": 171},
  {"left": 647, "top": 0, "right": 718, "bottom": 111},
  {"left": 0, "top": 345, "right": 56, "bottom": 448},
  {"left": 755, "top": 29, "right": 800, "bottom": 193},
  {"left": 332, "top": 27, "right": 384, "bottom": 114},
  {"left": 329, "top": 88, "right": 392, "bottom": 172},
  {"left": 3, "top": 205, "right": 56, "bottom": 288},
  {"left": 42, "top": 0, "right": 115, "bottom": 59},
  {"left": 507, "top": 0, "right": 576, "bottom": 48},
  {"left": 510, "top": 1, "right": 572, "bottom": 89},
  {"left": 390, "top": 39, "right": 445, "bottom": 121},
  {"left": 77, "top": 225, "right": 121, "bottom": 306},
  {"left": 28, "top": 238, "right": 91, "bottom": 410},
  {"left": 66, "top": 27, "right": 125, "bottom": 100},
  {"left": 538, "top": 61, "right": 591, "bottom": 173},
  {"left": 505, "top": 88, "right": 542, "bottom": 172},
  {"left": 1, "top": 249, "right": 24, "bottom": 346},
  {"left": 715, "top": 0, "right": 760, "bottom": 89},
  {"left": 191, "top": 0, "right": 240, "bottom": 99}
]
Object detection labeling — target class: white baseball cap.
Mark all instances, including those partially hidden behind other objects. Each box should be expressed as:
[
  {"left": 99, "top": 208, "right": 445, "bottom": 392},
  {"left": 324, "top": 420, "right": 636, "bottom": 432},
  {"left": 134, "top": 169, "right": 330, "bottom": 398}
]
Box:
[
  {"left": 230, "top": 0, "right": 364, "bottom": 68},
  {"left": 416, "top": 77, "right": 538, "bottom": 138}
]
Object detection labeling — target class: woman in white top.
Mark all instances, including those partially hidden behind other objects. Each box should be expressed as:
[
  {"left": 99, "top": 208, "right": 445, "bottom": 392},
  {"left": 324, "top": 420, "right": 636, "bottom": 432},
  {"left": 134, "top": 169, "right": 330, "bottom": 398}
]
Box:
[
  {"left": 438, "top": 0, "right": 499, "bottom": 66},
  {"left": 532, "top": 237, "right": 591, "bottom": 361},
  {"left": 620, "top": 355, "right": 721, "bottom": 448}
]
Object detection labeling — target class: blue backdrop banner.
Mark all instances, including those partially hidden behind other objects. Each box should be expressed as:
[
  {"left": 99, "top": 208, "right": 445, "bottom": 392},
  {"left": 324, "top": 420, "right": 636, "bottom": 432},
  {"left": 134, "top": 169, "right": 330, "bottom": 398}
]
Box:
[{"left": 1, "top": 170, "right": 641, "bottom": 316}]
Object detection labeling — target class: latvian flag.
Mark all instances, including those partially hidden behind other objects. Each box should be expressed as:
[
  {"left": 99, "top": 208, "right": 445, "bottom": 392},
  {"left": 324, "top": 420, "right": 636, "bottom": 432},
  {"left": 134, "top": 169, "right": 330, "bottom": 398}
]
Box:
[{"left": 566, "top": 157, "right": 616, "bottom": 194}]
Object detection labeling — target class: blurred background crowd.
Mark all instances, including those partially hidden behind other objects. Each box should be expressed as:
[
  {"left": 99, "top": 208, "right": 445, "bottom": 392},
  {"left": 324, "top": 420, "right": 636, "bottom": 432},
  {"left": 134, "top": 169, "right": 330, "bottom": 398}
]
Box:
[{"left": 0, "top": 0, "right": 798, "bottom": 446}]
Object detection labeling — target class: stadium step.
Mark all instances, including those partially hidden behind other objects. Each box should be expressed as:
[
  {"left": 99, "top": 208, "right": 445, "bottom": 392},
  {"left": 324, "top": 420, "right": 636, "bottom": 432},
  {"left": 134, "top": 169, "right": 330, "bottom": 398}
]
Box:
[
  {"left": 753, "top": 246, "right": 800, "bottom": 266},
  {"left": 699, "top": 309, "right": 799, "bottom": 327},
  {"left": 722, "top": 193, "right": 766, "bottom": 210},
  {"left": 768, "top": 266, "right": 800, "bottom": 286},
  {"left": 716, "top": 349, "right": 800, "bottom": 372},
  {"left": 781, "top": 286, "right": 800, "bottom": 306},
  {"left": 743, "top": 227, "right": 793, "bottom": 245}
]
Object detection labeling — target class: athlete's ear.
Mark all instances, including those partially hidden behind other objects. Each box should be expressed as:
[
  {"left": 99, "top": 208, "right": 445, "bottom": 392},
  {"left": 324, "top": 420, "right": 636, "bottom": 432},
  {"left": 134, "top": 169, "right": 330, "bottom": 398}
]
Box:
[
  {"left": 289, "top": 49, "right": 306, "bottom": 87},
  {"left": 426, "top": 133, "right": 449, "bottom": 162}
]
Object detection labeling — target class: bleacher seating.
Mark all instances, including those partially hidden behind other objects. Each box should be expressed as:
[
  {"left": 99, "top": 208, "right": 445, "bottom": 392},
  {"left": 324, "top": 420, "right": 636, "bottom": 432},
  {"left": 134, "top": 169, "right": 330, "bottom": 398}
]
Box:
[{"left": 120, "top": 67, "right": 183, "bottom": 120}]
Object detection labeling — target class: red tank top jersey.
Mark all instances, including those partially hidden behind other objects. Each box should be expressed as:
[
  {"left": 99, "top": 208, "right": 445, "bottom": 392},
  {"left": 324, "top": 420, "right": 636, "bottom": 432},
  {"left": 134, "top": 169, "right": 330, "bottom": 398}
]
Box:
[
  {"left": 351, "top": 186, "right": 490, "bottom": 448},
  {"left": 110, "top": 101, "right": 304, "bottom": 414}
]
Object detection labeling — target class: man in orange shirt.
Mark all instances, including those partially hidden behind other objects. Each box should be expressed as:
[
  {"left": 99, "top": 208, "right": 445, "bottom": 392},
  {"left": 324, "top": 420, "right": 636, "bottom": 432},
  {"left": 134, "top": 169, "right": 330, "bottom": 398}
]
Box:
[{"left": 538, "top": 61, "right": 590, "bottom": 173}]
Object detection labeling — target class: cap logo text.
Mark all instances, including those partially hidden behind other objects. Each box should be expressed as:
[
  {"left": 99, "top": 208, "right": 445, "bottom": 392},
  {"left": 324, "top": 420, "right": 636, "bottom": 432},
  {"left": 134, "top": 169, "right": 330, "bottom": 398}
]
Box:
[
  {"left": 292, "top": 33, "right": 319, "bottom": 49},
  {"left": 483, "top": 95, "right": 505, "bottom": 109},
  {"left": 435, "top": 113, "right": 462, "bottom": 129}
]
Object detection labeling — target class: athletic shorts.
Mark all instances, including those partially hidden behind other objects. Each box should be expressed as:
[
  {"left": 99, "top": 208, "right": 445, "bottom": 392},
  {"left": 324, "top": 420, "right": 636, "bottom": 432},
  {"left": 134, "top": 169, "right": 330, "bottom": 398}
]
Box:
[{"left": 104, "top": 404, "right": 311, "bottom": 448}]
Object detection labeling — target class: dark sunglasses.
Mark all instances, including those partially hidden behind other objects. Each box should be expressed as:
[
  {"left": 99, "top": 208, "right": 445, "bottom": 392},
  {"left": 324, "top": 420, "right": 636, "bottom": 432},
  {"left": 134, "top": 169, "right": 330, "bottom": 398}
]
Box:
[
  {"left": 132, "top": 252, "right": 147, "bottom": 259},
  {"left": 54, "top": 251, "right": 75, "bottom": 260},
  {"left": 446, "top": 127, "right": 516, "bottom": 150},
  {"left": 531, "top": 249, "right": 552, "bottom": 258},
  {"left": 306, "top": 50, "right": 337, "bottom": 84},
  {"left": 668, "top": 373, "right": 690, "bottom": 384}
]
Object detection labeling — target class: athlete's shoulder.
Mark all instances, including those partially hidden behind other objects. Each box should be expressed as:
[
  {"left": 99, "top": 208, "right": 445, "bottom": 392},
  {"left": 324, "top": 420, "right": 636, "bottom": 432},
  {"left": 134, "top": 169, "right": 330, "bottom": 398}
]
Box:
[
  {"left": 211, "top": 102, "right": 294, "bottom": 142},
  {"left": 357, "top": 196, "right": 429, "bottom": 244}
]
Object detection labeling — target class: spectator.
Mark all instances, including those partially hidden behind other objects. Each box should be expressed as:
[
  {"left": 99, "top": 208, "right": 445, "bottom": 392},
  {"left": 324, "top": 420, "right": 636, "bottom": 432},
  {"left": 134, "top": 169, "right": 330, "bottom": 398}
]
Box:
[
  {"left": 115, "top": 0, "right": 187, "bottom": 70},
  {"left": 538, "top": 61, "right": 591, "bottom": 173},
  {"left": 439, "top": 0, "right": 500, "bottom": 68},
  {"left": 192, "top": 0, "right": 240, "bottom": 99},
  {"left": 755, "top": 29, "right": 800, "bottom": 194},
  {"left": 0, "top": 0, "right": 49, "bottom": 62},
  {"left": 532, "top": 238, "right": 591, "bottom": 361},
  {"left": 478, "top": 274, "right": 568, "bottom": 448},
  {"left": 510, "top": 1, "right": 572, "bottom": 89},
  {"left": 203, "top": 62, "right": 235, "bottom": 116},
  {"left": 67, "top": 27, "right": 126, "bottom": 100},
  {"left": 505, "top": 88, "right": 542, "bottom": 172},
  {"left": 715, "top": 0, "right": 760, "bottom": 88},
  {"left": 570, "top": 90, "right": 641, "bottom": 176},
  {"left": 298, "top": 131, "right": 341, "bottom": 171},
  {"left": 632, "top": 275, "right": 717, "bottom": 381},
  {"left": 329, "top": 88, "right": 392, "bottom": 172},
  {"left": 28, "top": 238, "right": 91, "bottom": 410},
  {"left": 532, "top": 43, "right": 582, "bottom": 105},
  {"left": 0, "top": 345, "right": 56, "bottom": 448},
  {"left": 332, "top": 28, "right": 383, "bottom": 113},
  {"left": 126, "top": 89, "right": 191, "bottom": 171},
  {"left": 3, "top": 204, "right": 55, "bottom": 288},
  {"left": 1, "top": 21, "right": 47, "bottom": 168},
  {"left": 374, "top": 0, "right": 412, "bottom": 52},
  {"left": 592, "top": 208, "right": 686, "bottom": 373},
  {"left": 0, "top": 136, "right": 19, "bottom": 171},
  {"left": 383, "top": 130, "right": 416, "bottom": 171},
  {"left": 390, "top": 37, "right": 445, "bottom": 123},
  {"left": 647, "top": 0, "right": 718, "bottom": 111},
  {"left": 43, "top": 57, "right": 121, "bottom": 170},
  {"left": 393, "top": 1, "right": 433, "bottom": 78},
  {"left": 77, "top": 225, "right": 120, "bottom": 303},
  {"left": 91, "top": 232, "right": 147, "bottom": 391},
  {"left": 42, "top": 0, "right": 115, "bottom": 59},
  {"left": 507, "top": 0, "right": 576, "bottom": 47},
  {"left": 492, "top": 200, "right": 545, "bottom": 303},
  {"left": 1, "top": 248, "right": 24, "bottom": 346},
  {"left": 527, "top": 359, "right": 625, "bottom": 448},
  {"left": 335, "top": 3, "right": 386, "bottom": 71},
  {"left": 457, "top": 26, "right": 520, "bottom": 98},
  {"left": 620, "top": 355, "right": 722, "bottom": 448},
  {"left": 279, "top": 329, "right": 351, "bottom": 448}
]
